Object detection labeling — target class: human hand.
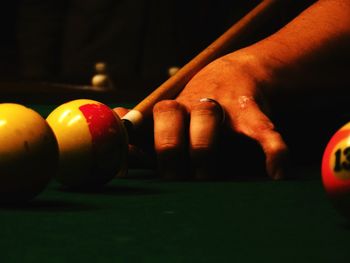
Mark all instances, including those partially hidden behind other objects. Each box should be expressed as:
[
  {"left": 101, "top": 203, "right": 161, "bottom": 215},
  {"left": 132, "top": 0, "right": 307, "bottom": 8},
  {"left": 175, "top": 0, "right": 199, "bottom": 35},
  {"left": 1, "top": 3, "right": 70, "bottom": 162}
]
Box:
[
  {"left": 155, "top": 49, "right": 290, "bottom": 180},
  {"left": 115, "top": 50, "right": 289, "bottom": 180}
]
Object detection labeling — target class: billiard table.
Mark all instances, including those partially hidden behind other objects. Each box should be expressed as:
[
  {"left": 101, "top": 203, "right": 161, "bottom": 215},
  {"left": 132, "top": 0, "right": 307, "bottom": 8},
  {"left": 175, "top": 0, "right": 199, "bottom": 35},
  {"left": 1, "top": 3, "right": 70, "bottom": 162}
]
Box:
[
  {"left": 0, "top": 164, "right": 349, "bottom": 263},
  {"left": 0, "top": 95, "right": 349, "bottom": 263}
]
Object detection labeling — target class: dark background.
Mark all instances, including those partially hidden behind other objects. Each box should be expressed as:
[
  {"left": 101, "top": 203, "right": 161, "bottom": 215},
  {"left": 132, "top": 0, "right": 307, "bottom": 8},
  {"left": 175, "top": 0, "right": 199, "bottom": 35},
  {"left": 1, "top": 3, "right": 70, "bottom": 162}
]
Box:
[{"left": 0, "top": 0, "right": 314, "bottom": 101}]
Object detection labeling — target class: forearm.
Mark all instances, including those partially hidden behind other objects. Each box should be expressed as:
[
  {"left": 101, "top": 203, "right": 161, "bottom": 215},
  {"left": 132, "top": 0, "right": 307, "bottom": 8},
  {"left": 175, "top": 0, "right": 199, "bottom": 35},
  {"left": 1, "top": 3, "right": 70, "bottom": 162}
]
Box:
[{"left": 238, "top": 0, "right": 350, "bottom": 91}]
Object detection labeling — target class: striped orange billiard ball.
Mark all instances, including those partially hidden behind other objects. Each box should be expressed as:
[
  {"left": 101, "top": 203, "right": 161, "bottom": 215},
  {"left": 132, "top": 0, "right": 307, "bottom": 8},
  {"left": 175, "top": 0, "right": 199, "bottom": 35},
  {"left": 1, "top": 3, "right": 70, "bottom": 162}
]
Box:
[
  {"left": 46, "top": 99, "right": 128, "bottom": 189},
  {"left": 0, "top": 103, "right": 59, "bottom": 203},
  {"left": 322, "top": 122, "right": 350, "bottom": 218}
]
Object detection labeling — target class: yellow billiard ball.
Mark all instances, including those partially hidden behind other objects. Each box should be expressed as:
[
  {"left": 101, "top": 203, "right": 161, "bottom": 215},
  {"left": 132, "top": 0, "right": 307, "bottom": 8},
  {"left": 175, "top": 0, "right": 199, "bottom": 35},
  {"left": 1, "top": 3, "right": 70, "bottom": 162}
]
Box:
[
  {"left": 322, "top": 122, "right": 350, "bottom": 218},
  {"left": 0, "top": 103, "right": 58, "bottom": 203},
  {"left": 46, "top": 99, "right": 128, "bottom": 189}
]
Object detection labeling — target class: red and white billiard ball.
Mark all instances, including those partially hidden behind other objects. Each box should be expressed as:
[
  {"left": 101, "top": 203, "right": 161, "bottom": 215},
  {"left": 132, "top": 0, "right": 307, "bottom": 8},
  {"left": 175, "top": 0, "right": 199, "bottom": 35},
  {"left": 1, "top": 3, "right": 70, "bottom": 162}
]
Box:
[
  {"left": 0, "top": 103, "right": 58, "bottom": 203},
  {"left": 322, "top": 122, "right": 350, "bottom": 218},
  {"left": 46, "top": 99, "right": 128, "bottom": 188}
]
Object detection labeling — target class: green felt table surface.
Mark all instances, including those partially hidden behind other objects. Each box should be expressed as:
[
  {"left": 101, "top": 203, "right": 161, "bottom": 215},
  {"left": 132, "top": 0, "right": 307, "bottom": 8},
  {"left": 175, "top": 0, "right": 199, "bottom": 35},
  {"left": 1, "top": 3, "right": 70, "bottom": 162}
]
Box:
[
  {"left": 0, "top": 167, "right": 349, "bottom": 263},
  {"left": 0, "top": 104, "right": 349, "bottom": 263}
]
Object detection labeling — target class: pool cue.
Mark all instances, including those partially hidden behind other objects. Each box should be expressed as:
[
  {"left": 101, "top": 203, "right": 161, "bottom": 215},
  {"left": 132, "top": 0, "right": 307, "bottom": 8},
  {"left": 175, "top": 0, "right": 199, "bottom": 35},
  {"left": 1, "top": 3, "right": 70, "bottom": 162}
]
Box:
[{"left": 122, "top": 0, "right": 281, "bottom": 131}]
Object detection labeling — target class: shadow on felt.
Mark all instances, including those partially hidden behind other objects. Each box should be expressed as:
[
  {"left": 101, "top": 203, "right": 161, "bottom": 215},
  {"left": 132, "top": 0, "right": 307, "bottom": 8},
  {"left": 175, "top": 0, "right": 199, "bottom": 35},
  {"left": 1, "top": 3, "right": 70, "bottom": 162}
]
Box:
[{"left": 0, "top": 198, "right": 97, "bottom": 212}]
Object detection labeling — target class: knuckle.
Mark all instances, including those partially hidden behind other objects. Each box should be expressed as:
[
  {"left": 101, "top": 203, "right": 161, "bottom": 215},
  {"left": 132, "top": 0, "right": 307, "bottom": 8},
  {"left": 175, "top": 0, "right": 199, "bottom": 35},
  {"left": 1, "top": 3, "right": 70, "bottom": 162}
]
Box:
[
  {"left": 235, "top": 118, "right": 275, "bottom": 139},
  {"left": 265, "top": 134, "right": 288, "bottom": 154},
  {"left": 153, "top": 100, "right": 184, "bottom": 114},
  {"left": 192, "top": 100, "right": 221, "bottom": 115},
  {"left": 191, "top": 139, "right": 214, "bottom": 152},
  {"left": 156, "top": 141, "right": 183, "bottom": 157},
  {"left": 156, "top": 140, "right": 179, "bottom": 151}
]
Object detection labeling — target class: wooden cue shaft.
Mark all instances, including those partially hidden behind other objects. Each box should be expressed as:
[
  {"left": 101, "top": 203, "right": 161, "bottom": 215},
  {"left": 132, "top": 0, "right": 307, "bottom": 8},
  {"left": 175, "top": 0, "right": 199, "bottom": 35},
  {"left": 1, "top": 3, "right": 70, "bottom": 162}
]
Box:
[{"left": 122, "top": 0, "right": 281, "bottom": 127}]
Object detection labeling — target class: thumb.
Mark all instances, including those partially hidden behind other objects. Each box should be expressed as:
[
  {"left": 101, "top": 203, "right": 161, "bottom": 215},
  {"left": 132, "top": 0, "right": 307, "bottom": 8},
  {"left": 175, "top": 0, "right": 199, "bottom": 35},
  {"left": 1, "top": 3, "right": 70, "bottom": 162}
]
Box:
[
  {"left": 232, "top": 98, "right": 289, "bottom": 180},
  {"left": 258, "top": 129, "right": 289, "bottom": 180}
]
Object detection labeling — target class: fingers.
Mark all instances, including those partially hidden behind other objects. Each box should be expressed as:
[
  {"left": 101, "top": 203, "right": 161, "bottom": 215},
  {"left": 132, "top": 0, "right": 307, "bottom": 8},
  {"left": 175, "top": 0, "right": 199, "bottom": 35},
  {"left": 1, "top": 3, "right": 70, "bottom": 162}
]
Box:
[
  {"left": 260, "top": 131, "right": 289, "bottom": 180},
  {"left": 189, "top": 100, "right": 223, "bottom": 180},
  {"left": 153, "top": 99, "right": 224, "bottom": 180},
  {"left": 232, "top": 97, "right": 289, "bottom": 180},
  {"left": 153, "top": 100, "right": 189, "bottom": 179},
  {"left": 117, "top": 99, "right": 288, "bottom": 181}
]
